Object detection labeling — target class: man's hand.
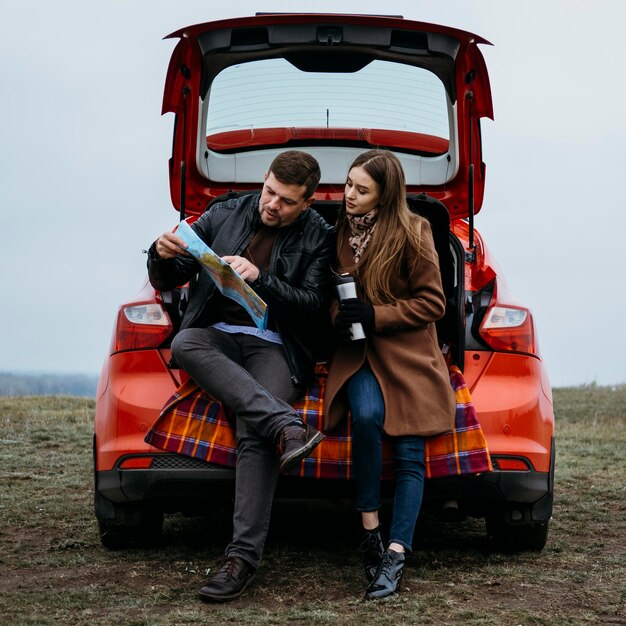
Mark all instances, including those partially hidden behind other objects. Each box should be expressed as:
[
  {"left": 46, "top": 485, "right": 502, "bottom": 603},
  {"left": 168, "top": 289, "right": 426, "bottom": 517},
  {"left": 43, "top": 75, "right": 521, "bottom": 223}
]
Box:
[
  {"left": 222, "top": 256, "right": 260, "bottom": 283},
  {"left": 154, "top": 231, "right": 188, "bottom": 259}
]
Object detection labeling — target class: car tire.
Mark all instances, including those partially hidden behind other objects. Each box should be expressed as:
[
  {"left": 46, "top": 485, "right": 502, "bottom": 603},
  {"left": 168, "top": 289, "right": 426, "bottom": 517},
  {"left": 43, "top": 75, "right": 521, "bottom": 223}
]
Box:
[
  {"left": 98, "top": 509, "right": 164, "bottom": 550},
  {"left": 486, "top": 514, "right": 549, "bottom": 552}
]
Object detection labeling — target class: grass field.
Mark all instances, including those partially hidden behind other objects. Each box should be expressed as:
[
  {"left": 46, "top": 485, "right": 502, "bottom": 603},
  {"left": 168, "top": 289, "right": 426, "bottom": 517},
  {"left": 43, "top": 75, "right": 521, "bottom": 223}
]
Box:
[{"left": 0, "top": 386, "right": 624, "bottom": 625}]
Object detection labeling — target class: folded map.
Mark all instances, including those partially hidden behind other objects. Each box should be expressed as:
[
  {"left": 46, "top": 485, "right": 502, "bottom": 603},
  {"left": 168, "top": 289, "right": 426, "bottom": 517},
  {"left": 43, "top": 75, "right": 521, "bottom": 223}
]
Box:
[{"left": 175, "top": 221, "right": 268, "bottom": 331}]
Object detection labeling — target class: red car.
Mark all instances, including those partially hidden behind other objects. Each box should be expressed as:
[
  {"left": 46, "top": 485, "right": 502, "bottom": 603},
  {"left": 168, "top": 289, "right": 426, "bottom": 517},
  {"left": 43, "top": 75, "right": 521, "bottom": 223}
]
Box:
[{"left": 94, "top": 13, "right": 555, "bottom": 551}]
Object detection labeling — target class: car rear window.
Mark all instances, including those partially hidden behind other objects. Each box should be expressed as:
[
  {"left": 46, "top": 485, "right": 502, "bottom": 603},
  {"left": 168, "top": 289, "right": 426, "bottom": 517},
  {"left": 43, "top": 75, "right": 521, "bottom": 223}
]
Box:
[{"left": 205, "top": 58, "right": 450, "bottom": 151}]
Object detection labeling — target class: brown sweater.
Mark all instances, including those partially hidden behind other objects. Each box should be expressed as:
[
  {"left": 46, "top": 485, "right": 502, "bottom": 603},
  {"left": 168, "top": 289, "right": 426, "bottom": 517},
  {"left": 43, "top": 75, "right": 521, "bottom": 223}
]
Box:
[{"left": 216, "top": 226, "right": 278, "bottom": 329}]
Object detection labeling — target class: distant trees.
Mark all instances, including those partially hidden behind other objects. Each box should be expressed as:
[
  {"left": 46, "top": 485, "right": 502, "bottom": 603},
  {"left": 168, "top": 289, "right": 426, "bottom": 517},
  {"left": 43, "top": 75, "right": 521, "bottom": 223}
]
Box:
[{"left": 0, "top": 373, "right": 98, "bottom": 397}]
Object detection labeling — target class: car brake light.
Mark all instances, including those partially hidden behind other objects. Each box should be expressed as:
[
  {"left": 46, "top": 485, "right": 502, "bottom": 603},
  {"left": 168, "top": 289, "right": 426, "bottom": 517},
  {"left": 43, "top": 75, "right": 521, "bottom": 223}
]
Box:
[
  {"left": 111, "top": 303, "right": 173, "bottom": 353},
  {"left": 119, "top": 456, "right": 154, "bottom": 469},
  {"left": 479, "top": 306, "right": 537, "bottom": 356},
  {"left": 492, "top": 457, "right": 531, "bottom": 471}
]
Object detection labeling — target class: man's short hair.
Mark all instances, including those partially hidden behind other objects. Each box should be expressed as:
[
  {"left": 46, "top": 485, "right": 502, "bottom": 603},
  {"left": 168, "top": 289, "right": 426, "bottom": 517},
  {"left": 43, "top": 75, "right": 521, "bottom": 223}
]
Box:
[{"left": 268, "top": 150, "right": 321, "bottom": 198}]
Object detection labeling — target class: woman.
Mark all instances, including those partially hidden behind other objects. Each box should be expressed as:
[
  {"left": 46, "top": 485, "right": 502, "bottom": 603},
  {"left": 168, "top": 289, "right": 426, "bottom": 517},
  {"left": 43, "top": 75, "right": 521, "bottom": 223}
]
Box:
[{"left": 324, "top": 150, "right": 456, "bottom": 599}]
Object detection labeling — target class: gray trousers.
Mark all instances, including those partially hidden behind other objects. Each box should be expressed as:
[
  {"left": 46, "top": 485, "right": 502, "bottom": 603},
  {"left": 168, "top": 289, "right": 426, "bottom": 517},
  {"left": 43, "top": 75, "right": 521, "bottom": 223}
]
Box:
[{"left": 171, "top": 327, "right": 302, "bottom": 567}]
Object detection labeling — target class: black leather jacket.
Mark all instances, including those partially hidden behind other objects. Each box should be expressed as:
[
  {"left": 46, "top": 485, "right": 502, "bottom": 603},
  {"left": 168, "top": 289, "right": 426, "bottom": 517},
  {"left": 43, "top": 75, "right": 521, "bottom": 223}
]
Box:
[{"left": 148, "top": 192, "right": 335, "bottom": 386}]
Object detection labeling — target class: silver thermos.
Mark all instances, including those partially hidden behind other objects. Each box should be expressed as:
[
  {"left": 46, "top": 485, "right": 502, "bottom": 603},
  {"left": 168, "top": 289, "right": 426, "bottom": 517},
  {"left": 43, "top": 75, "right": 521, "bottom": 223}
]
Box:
[{"left": 335, "top": 274, "right": 366, "bottom": 341}]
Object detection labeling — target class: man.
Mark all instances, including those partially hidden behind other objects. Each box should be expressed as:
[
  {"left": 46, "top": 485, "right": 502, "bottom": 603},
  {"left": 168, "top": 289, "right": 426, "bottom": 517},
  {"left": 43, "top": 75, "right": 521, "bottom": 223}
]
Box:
[{"left": 147, "top": 150, "right": 333, "bottom": 602}]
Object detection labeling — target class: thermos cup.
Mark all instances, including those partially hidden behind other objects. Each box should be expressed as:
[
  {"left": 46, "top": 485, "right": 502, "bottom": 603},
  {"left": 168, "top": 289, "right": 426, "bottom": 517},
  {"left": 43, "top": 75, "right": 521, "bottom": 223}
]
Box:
[{"left": 334, "top": 274, "right": 366, "bottom": 341}]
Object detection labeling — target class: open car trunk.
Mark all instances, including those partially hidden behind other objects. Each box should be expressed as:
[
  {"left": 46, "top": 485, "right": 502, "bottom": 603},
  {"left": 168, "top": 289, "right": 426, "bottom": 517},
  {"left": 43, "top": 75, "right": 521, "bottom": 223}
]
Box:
[
  {"left": 157, "top": 13, "right": 490, "bottom": 367},
  {"left": 162, "top": 14, "right": 493, "bottom": 222}
]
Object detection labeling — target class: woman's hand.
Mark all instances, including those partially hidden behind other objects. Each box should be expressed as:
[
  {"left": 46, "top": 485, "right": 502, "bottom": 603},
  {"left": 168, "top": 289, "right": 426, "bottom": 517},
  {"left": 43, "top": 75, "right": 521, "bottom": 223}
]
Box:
[
  {"left": 334, "top": 309, "right": 354, "bottom": 343},
  {"left": 337, "top": 298, "right": 375, "bottom": 333}
]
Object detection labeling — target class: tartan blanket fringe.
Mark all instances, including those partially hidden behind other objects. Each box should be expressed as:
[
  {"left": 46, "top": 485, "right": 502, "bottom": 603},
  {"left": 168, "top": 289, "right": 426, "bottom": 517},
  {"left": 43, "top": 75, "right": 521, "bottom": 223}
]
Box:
[{"left": 145, "top": 364, "right": 492, "bottom": 480}]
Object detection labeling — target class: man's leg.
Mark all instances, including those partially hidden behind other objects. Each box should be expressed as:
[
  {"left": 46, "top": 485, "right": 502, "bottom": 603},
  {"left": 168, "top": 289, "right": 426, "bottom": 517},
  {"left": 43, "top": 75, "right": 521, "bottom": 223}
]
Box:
[
  {"left": 198, "top": 414, "right": 283, "bottom": 603},
  {"left": 171, "top": 328, "right": 298, "bottom": 441},
  {"left": 173, "top": 328, "right": 323, "bottom": 472},
  {"left": 175, "top": 330, "right": 323, "bottom": 601},
  {"left": 225, "top": 335, "right": 301, "bottom": 567}
]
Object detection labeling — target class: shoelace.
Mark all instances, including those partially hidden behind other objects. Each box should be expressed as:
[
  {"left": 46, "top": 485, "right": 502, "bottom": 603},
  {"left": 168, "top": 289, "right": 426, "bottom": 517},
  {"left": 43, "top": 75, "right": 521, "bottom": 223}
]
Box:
[
  {"left": 278, "top": 425, "right": 308, "bottom": 453},
  {"left": 359, "top": 529, "right": 381, "bottom": 553},
  {"left": 216, "top": 558, "right": 243, "bottom": 581},
  {"left": 374, "top": 552, "right": 396, "bottom": 581}
]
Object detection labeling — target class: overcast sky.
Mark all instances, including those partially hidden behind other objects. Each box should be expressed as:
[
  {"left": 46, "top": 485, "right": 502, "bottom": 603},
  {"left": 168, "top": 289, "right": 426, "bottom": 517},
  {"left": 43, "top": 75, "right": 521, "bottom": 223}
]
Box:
[{"left": 2, "top": 0, "right": 624, "bottom": 387}]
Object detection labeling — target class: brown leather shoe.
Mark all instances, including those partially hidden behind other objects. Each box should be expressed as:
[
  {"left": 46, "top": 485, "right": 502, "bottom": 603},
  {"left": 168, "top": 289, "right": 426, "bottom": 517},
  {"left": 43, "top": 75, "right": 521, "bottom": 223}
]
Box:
[
  {"left": 198, "top": 556, "right": 256, "bottom": 602},
  {"left": 277, "top": 423, "right": 325, "bottom": 473}
]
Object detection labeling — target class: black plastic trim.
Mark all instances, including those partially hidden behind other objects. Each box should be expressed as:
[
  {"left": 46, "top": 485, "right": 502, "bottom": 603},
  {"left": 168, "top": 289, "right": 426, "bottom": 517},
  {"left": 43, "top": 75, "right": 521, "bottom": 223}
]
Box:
[
  {"left": 196, "top": 24, "right": 460, "bottom": 101},
  {"left": 95, "top": 462, "right": 551, "bottom": 519}
]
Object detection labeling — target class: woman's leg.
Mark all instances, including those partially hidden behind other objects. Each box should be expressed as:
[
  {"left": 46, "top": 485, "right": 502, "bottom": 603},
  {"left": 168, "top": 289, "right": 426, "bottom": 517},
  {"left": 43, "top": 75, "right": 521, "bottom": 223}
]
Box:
[
  {"left": 347, "top": 365, "right": 386, "bottom": 580},
  {"left": 388, "top": 435, "right": 426, "bottom": 553},
  {"left": 347, "top": 365, "right": 385, "bottom": 520},
  {"left": 365, "top": 436, "right": 425, "bottom": 599}
]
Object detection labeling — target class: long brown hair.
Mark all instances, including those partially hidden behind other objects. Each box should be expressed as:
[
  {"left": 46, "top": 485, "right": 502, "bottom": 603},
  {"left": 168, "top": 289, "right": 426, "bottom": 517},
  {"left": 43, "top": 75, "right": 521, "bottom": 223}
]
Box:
[{"left": 337, "top": 150, "right": 434, "bottom": 305}]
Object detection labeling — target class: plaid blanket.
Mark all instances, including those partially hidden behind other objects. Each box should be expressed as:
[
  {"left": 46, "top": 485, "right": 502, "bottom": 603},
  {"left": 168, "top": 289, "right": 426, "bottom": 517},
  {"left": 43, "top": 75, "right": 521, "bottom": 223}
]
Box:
[{"left": 145, "top": 364, "right": 492, "bottom": 479}]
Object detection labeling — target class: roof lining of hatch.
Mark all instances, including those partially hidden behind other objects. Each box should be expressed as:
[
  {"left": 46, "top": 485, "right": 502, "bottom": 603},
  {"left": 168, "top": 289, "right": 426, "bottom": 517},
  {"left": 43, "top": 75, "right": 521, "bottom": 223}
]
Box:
[{"left": 165, "top": 15, "right": 492, "bottom": 104}]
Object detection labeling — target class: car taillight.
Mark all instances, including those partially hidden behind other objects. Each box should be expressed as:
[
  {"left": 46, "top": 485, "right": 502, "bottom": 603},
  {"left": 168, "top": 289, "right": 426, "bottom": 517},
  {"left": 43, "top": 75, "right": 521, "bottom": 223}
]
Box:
[
  {"left": 119, "top": 456, "right": 154, "bottom": 469},
  {"left": 478, "top": 305, "right": 537, "bottom": 356},
  {"left": 111, "top": 303, "right": 173, "bottom": 353},
  {"left": 492, "top": 457, "right": 532, "bottom": 471}
]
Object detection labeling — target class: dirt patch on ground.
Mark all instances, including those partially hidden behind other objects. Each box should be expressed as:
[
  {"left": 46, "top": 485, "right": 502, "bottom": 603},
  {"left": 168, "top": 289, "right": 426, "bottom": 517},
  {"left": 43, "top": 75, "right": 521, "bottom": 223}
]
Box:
[
  {"left": 1, "top": 393, "right": 625, "bottom": 625},
  {"left": 2, "top": 501, "right": 624, "bottom": 625}
]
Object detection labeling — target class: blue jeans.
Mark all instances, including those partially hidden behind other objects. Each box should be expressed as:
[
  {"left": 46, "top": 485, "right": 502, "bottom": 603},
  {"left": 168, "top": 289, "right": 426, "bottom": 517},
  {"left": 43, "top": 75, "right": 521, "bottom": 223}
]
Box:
[{"left": 347, "top": 365, "right": 426, "bottom": 552}]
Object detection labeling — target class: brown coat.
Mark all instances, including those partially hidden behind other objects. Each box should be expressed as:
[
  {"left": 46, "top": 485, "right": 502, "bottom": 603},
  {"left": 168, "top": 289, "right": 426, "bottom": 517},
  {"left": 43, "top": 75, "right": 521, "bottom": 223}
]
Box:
[{"left": 324, "top": 221, "right": 456, "bottom": 437}]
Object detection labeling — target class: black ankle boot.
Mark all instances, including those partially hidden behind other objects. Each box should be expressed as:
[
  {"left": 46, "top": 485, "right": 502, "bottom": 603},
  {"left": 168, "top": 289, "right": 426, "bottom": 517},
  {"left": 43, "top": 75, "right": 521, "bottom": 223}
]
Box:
[
  {"left": 359, "top": 526, "right": 384, "bottom": 582},
  {"left": 365, "top": 548, "right": 405, "bottom": 599}
]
